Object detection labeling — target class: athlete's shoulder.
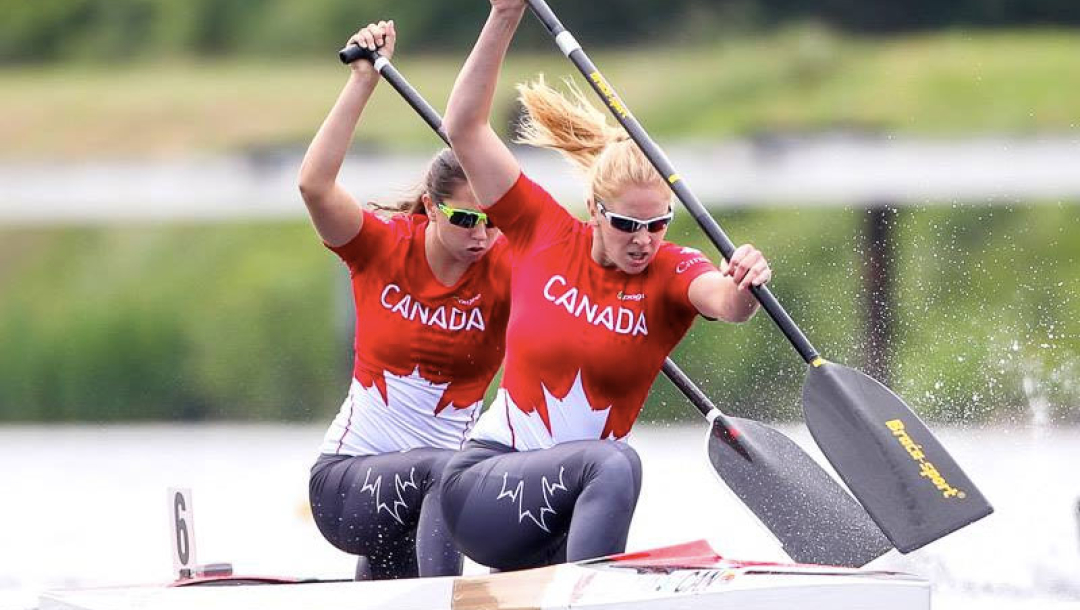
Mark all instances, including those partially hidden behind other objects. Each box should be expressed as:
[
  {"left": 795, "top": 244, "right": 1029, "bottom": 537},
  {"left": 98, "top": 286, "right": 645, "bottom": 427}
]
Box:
[
  {"left": 400, "top": 210, "right": 430, "bottom": 234},
  {"left": 489, "top": 173, "right": 583, "bottom": 237},
  {"left": 487, "top": 172, "right": 549, "bottom": 213},
  {"left": 370, "top": 210, "right": 427, "bottom": 244},
  {"left": 655, "top": 242, "right": 708, "bottom": 264},
  {"left": 326, "top": 209, "right": 418, "bottom": 268},
  {"left": 513, "top": 172, "right": 556, "bottom": 202},
  {"left": 645, "top": 242, "right": 712, "bottom": 281}
]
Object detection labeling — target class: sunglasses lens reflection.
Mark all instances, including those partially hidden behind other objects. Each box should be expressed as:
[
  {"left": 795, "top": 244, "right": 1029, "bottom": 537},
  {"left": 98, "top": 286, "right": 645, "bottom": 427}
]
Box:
[
  {"left": 597, "top": 201, "right": 670, "bottom": 234},
  {"left": 439, "top": 203, "right": 492, "bottom": 229},
  {"left": 449, "top": 213, "right": 480, "bottom": 229},
  {"left": 607, "top": 215, "right": 670, "bottom": 233},
  {"left": 606, "top": 217, "right": 632, "bottom": 232},
  {"left": 646, "top": 218, "right": 671, "bottom": 232}
]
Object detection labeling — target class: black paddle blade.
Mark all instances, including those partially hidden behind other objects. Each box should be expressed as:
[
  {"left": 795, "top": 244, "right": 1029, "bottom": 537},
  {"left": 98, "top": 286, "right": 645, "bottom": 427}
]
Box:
[
  {"left": 802, "top": 361, "right": 993, "bottom": 553},
  {"left": 706, "top": 415, "right": 893, "bottom": 567}
]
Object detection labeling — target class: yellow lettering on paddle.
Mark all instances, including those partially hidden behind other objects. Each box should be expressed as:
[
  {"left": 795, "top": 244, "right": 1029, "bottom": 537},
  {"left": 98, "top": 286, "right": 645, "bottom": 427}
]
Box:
[
  {"left": 589, "top": 72, "right": 629, "bottom": 118},
  {"left": 885, "top": 419, "right": 966, "bottom": 499}
]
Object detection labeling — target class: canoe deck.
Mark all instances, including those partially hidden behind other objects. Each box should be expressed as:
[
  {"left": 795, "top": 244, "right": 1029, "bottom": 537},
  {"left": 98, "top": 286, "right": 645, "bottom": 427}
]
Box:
[{"left": 40, "top": 540, "right": 929, "bottom": 610}]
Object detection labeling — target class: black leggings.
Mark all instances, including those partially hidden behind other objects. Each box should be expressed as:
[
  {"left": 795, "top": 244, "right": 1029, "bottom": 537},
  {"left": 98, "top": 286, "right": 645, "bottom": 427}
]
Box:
[
  {"left": 309, "top": 449, "right": 462, "bottom": 579},
  {"left": 440, "top": 439, "right": 642, "bottom": 572}
]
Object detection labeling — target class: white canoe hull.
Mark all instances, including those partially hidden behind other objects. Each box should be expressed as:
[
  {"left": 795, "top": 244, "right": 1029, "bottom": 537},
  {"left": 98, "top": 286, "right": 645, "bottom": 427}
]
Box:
[{"left": 40, "top": 540, "right": 929, "bottom": 610}]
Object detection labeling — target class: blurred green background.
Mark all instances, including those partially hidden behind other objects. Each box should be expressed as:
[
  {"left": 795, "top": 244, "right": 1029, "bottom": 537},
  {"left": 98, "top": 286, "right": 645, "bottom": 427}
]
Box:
[{"left": 1, "top": 0, "right": 1077, "bottom": 424}]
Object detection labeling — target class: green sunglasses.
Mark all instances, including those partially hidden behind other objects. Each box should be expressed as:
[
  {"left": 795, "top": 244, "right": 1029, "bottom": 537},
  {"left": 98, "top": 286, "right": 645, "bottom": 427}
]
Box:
[{"left": 437, "top": 203, "right": 495, "bottom": 229}]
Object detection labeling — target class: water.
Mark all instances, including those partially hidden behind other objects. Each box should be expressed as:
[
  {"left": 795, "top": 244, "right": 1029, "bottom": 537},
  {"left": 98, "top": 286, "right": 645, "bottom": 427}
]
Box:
[{"left": 0, "top": 423, "right": 1077, "bottom": 609}]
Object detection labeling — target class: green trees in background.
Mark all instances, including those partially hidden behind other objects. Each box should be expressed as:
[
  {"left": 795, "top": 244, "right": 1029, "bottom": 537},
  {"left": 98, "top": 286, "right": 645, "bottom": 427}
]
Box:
[
  {"left": 643, "top": 203, "right": 1080, "bottom": 426},
  {"left": 1, "top": 204, "right": 1076, "bottom": 423},
  {"left": 0, "top": 225, "right": 343, "bottom": 421},
  {"left": 4, "top": 0, "right": 1080, "bottom": 64}
]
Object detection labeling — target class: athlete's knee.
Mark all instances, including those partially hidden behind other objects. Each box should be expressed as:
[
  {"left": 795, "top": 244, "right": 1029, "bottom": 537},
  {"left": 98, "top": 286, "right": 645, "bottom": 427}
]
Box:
[
  {"left": 583, "top": 442, "right": 643, "bottom": 504},
  {"left": 587, "top": 441, "right": 642, "bottom": 477}
]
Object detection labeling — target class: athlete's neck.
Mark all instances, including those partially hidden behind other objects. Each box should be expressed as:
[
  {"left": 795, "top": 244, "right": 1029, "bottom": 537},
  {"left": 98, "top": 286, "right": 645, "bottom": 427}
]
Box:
[
  {"left": 425, "top": 224, "right": 471, "bottom": 287},
  {"left": 591, "top": 227, "right": 615, "bottom": 268}
]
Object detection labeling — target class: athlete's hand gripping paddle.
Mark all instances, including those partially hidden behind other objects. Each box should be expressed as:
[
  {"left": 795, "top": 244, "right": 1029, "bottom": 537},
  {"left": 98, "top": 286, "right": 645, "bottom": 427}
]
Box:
[
  {"left": 523, "top": 0, "right": 992, "bottom": 554},
  {"left": 340, "top": 43, "right": 447, "bottom": 142},
  {"left": 341, "top": 43, "right": 891, "bottom": 567}
]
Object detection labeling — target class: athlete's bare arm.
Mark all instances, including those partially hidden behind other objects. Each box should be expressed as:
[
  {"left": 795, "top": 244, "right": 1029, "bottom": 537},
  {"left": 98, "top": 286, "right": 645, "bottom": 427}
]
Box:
[
  {"left": 298, "top": 21, "right": 397, "bottom": 247},
  {"left": 687, "top": 244, "right": 771, "bottom": 322},
  {"left": 443, "top": 0, "right": 526, "bottom": 208}
]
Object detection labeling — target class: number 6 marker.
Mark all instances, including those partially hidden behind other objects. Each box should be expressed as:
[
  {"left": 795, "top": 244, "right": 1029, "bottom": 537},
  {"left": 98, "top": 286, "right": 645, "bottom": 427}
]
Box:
[{"left": 168, "top": 488, "right": 197, "bottom": 580}]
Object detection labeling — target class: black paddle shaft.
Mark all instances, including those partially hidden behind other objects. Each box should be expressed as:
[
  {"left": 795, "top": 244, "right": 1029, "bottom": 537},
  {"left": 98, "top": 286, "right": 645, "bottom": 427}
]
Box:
[
  {"left": 339, "top": 44, "right": 729, "bottom": 434},
  {"left": 662, "top": 357, "right": 732, "bottom": 421},
  {"left": 339, "top": 44, "right": 448, "bottom": 142},
  {"left": 525, "top": 0, "right": 818, "bottom": 365}
]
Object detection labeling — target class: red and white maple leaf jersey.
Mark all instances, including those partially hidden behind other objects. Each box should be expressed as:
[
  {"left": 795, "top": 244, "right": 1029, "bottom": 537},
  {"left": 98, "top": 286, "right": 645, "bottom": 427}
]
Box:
[
  {"left": 319, "top": 210, "right": 511, "bottom": 456},
  {"left": 469, "top": 174, "right": 717, "bottom": 450}
]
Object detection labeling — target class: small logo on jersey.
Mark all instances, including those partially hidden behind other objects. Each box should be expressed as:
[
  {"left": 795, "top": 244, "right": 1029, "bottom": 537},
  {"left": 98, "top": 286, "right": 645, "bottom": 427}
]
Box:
[
  {"left": 360, "top": 467, "right": 418, "bottom": 525},
  {"left": 455, "top": 294, "right": 482, "bottom": 306},
  {"left": 680, "top": 247, "right": 702, "bottom": 255},
  {"left": 543, "top": 275, "right": 648, "bottom": 337},
  {"left": 616, "top": 291, "right": 645, "bottom": 301},
  {"left": 381, "top": 284, "right": 486, "bottom": 332},
  {"left": 676, "top": 257, "right": 710, "bottom": 274},
  {"left": 496, "top": 467, "right": 567, "bottom": 533}
]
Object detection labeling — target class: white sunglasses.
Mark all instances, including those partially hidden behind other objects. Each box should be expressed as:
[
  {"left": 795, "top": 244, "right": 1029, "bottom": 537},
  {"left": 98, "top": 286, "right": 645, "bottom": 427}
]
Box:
[{"left": 596, "top": 200, "right": 673, "bottom": 233}]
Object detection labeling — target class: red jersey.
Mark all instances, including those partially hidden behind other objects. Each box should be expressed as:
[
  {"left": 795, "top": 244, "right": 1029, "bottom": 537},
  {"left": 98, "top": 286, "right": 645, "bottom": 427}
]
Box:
[
  {"left": 319, "top": 210, "right": 511, "bottom": 456},
  {"left": 469, "top": 174, "right": 717, "bottom": 450}
]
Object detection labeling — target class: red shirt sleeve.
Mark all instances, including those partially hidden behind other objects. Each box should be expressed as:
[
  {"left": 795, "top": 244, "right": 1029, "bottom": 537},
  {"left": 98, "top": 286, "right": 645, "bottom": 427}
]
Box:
[
  {"left": 655, "top": 243, "right": 719, "bottom": 317},
  {"left": 484, "top": 173, "right": 580, "bottom": 256},
  {"left": 325, "top": 209, "right": 403, "bottom": 274}
]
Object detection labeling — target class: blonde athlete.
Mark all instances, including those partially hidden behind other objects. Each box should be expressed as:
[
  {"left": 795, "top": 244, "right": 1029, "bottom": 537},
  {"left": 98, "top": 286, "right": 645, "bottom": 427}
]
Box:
[{"left": 438, "top": 0, "right": 772, "bottom": 571}]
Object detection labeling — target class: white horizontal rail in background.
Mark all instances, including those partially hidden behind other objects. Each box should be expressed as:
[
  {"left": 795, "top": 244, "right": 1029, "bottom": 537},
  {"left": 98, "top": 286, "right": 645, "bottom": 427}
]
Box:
[{"left": 2, "top": 136, "right": 1079, "bottom": 225}]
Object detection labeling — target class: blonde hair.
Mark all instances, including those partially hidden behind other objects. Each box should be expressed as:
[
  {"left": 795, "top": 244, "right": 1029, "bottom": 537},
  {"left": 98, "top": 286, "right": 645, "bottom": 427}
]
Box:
[
  {"left": 514, "top": 75, "right": 666, "bottom": 203},
  {"left": 369, "top": 148, "right": 466, "bottom": 216}
]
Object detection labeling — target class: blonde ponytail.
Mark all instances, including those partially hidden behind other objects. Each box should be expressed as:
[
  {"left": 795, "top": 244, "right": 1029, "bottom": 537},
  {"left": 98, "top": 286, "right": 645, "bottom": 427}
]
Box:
[{"left": 515, "top": 76, "right": 665, "bottom": 202}]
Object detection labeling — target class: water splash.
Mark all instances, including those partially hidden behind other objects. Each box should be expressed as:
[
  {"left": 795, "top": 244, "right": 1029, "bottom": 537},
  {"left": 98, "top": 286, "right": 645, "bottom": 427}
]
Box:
[{"left": 1022, "top": 373, "right": 1051, "bottom": 428}]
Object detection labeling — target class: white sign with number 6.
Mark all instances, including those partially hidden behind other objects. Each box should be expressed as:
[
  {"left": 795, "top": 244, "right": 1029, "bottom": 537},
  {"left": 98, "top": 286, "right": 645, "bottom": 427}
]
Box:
[{"left": 168, "top": 487, "right": 197, "bottom": 580}]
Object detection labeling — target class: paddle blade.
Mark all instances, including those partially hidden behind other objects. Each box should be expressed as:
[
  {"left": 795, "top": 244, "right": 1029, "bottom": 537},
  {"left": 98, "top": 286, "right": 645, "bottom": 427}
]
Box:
[
  {"left": 802, "top": 362, "right": 993, "bottom": 553},
  {"left": 706, "top": 415, "right": 893, "bottom": 567}
]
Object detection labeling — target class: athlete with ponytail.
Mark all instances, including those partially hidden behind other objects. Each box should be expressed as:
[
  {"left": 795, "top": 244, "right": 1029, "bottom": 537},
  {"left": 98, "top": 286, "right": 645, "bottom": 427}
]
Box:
[
  {"left": 298, "top": 21, "right": 510, "bottom": 580},
  {"left": 439, "top": 0, "right": 773, "bottom": 571}
]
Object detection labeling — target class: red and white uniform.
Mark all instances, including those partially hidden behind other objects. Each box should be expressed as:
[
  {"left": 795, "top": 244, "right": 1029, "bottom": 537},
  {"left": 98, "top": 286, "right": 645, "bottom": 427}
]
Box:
[
  {"left": 469, "top": 174, "right": 717, "bottom": 450},
  {"left": 320, "top": 210, "right": 511, "bottom": 456}
]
